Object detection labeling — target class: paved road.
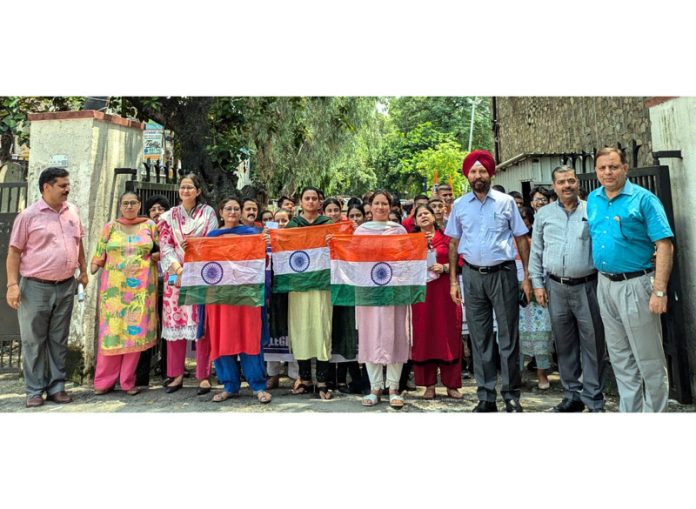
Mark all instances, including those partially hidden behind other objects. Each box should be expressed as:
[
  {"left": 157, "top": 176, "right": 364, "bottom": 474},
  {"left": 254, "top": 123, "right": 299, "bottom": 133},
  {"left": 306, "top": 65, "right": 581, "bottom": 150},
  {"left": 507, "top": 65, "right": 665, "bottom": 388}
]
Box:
[{"left": 3, "top": 368, "right": 693, "bottom": 413}]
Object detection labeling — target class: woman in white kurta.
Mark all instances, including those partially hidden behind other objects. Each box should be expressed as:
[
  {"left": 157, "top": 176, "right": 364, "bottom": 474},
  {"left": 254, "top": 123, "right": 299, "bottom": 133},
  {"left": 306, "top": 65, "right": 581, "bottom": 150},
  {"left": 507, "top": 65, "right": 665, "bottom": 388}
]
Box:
[
  {"left": 157, "top": 174, "right": 218, "bottom": 394},
  {"left": 356, "top": 190, "right": 411, "bottom": 409}
]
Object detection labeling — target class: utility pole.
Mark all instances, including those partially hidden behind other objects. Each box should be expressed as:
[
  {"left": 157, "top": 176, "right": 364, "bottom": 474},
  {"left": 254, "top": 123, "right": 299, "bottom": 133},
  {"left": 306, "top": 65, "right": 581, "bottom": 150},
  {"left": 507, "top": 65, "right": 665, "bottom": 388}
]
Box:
[{"left": 467, "top": 97, "right": 482, "bottom": 152}]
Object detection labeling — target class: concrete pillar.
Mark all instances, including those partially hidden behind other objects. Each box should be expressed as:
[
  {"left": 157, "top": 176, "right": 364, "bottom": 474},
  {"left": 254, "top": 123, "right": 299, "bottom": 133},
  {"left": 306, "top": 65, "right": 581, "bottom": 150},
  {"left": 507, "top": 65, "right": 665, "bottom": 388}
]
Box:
[
  {"left": 26, "top": 111, "right": 144, "bottom": 378},
  {"left": 648, "top": 97, "right": 696, "bottom": 396}
]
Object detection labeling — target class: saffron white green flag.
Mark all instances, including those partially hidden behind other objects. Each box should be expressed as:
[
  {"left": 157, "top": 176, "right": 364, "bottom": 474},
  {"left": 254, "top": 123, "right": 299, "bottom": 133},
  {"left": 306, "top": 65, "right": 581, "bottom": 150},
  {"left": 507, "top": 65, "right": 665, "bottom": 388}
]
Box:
[
  {"left": 178, "top": 235, "right": 266, "bottom": 306},
  {"left": 270, "top": 222, "right": 354, "bottom": 293},
  {"left": 329, "top": 233, "right": 427, "bottom": 306}
]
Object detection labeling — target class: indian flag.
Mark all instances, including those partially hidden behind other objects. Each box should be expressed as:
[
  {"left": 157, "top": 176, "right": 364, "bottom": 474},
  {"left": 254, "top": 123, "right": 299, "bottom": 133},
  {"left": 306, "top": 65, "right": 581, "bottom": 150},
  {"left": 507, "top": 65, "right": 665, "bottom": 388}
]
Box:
[
  {"left": 271, "top": 222, "right": 354, "bottom": 293},
  {"left": 178, "top": 235, "right": 266, "bottom": 306},
  {"left": 330, "top": 233, "right": 427, "bottom": 306}
]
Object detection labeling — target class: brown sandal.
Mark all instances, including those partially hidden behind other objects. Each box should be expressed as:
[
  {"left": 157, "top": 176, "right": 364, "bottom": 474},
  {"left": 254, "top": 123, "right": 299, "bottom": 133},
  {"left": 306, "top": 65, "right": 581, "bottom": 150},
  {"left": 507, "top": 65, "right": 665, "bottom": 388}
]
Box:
[
  {"left": 266, "top": 375, "right": 280, "bottom": 390},
  {"left": 291, "top": 381, "right": 314, "bottom": 395},
  {"left": 446, "top": 388, "right": 464, "bottom": 399}
]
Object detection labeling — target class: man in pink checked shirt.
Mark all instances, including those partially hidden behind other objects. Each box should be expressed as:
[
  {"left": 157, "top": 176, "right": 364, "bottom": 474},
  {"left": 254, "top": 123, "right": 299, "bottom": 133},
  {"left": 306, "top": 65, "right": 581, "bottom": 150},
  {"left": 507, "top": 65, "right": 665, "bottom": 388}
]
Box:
[{"left": 6, "top": 167, "right": 89, "bottom": 408}]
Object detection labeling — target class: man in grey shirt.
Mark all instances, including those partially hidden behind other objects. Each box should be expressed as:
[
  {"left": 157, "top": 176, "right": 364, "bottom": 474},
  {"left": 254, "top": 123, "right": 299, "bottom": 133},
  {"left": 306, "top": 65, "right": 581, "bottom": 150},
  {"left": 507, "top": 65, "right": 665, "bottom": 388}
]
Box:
[{"left": 529, "top": 165, "right": 607, "bottom": 412}]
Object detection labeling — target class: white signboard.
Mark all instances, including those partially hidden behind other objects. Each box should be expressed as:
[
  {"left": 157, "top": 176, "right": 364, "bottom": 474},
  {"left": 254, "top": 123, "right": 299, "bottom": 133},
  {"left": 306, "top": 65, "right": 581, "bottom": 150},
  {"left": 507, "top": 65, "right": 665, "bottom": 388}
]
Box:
[
  {"left": 144, "top": 120, "right": 164, "bottom": 160},
  {"left": 49, "top": 154, "right": 69, "bottom": 167}
]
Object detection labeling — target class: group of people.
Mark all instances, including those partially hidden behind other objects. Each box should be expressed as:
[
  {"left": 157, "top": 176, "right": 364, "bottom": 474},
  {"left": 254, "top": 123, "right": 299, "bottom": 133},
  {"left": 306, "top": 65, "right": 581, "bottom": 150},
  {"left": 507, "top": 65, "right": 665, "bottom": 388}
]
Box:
[{"left": 6, "top": 144, "right": 675, "bottom": 412}]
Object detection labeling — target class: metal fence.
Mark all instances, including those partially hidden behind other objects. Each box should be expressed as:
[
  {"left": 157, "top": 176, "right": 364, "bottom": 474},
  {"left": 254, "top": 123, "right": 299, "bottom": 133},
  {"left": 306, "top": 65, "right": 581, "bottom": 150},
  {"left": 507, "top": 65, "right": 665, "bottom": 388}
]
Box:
[{"left": 0, "top": 182, "right": 28, "bottom": 372}]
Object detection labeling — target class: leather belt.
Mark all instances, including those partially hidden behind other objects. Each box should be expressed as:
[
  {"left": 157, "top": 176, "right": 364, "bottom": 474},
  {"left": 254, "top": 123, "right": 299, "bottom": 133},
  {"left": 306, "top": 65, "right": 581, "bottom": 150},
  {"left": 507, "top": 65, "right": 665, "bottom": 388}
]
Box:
[
  {"left": 600, "top": 268, "right": 654, "bottom": 282},
  {"left": 464, "top": 260, "right": 514, "bottom": 274},
  {"left": 24, "top": 276, "right": 74, "bottom": 285},
  {"left": 548, "top": 272, "right": 597, "bottom": 286}
]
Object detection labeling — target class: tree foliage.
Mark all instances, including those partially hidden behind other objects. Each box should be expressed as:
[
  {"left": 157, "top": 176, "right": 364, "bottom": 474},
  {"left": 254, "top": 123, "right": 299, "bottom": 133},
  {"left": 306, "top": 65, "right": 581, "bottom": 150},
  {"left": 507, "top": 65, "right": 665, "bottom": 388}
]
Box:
[
  {"left": 2, "top": 96, "right": 492, "bottom": 203},
  {"left": 0, "top": 96, "right": 84, "bottom": 164},
  {"left": 373, "top": 97, "right": 490, "bottom": 198},
  {"left": 388, "top": 96, "right": 491, "bottom": 152}
]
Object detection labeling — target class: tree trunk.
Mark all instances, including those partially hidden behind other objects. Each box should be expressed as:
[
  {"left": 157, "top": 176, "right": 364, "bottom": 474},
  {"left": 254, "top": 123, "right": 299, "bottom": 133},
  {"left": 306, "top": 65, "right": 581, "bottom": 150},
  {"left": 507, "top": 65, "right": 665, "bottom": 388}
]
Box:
[{"left": 0, "top": 132, "right": 13, "bottom": 167}]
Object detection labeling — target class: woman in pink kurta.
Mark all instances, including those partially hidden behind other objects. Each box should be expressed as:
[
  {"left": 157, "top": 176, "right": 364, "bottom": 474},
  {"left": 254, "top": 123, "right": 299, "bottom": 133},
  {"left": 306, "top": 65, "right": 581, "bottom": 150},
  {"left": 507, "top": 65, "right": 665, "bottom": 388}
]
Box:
[
  {"left": 157, "top": 174, "right": 218, "bottom": 394},
  {"left": 356, "top": 190, "right": 411, "bottom": 409}
]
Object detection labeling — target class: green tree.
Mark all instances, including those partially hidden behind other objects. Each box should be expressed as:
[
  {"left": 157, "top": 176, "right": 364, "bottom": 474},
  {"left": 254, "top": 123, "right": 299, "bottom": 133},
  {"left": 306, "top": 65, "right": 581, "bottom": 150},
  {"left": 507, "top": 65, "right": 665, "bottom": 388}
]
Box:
[
  {"left": 123, "top": 96, "right": 385, "bottom": 202},
  {"left": 413, "top": 140, "right": 469, "bottom": 196},
  {"left": 388, "top": 96, "right": 492, "bottom": 151},
  {"left": 375, "top": 122, "right": 456, "bottom": 197}
]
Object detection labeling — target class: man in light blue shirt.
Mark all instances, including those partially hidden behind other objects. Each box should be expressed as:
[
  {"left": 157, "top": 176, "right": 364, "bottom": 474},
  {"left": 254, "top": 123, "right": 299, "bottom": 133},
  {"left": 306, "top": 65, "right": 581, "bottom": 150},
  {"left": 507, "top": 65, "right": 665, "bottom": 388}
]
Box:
[
  {"left": 446, "top": 149, "right": 531, "bottom": 412},
  {"left": 587, "top": 147, "right": 674, "bottom": 412}
]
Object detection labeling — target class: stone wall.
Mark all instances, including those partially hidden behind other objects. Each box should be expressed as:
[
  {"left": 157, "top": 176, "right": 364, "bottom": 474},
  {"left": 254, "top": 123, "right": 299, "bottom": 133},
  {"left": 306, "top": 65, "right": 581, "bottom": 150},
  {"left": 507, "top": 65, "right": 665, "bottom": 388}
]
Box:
[
  {"left": 495, "top": 97, "right": 654, "bottom": 168},
  {"left": 27, "top": 111, "right": 144, "bottom": 377}
]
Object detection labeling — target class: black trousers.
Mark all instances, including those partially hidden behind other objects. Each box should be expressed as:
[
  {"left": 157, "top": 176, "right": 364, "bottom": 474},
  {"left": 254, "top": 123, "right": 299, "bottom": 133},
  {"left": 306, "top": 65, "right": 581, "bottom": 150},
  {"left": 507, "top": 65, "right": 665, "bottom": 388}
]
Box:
[
  {"left": 134, "top": 279, "right": 166, "bottom": 385},
  {"left": 298, "top": 359, "right": 329, "bottom": 383}
]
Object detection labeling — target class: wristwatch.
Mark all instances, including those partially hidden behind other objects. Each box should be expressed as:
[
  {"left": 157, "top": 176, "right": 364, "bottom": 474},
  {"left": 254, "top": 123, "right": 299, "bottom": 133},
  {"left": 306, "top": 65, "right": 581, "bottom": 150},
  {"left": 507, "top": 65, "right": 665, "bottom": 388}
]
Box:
[{"left": 654, "top": 290, "right": 666, "bottom": 298}]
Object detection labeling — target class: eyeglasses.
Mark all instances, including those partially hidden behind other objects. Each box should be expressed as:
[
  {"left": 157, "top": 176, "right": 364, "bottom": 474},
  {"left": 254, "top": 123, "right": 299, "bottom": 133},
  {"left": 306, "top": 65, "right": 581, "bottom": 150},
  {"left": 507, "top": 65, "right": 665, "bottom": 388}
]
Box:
[
  {"left": 121, "top": 201, "right": 140, "bottom": 207},
  {"left": 596, "top": 164, "right": 624, "bottom": 173},
  {"left": 532, "top": 197, "right": 548, "bottom": 203},
  {"left": 223, "top": 206, "right": 240, "bottom": 212},
  {"left": 179, "top": 185, "right": 197, "bottom": 191}
]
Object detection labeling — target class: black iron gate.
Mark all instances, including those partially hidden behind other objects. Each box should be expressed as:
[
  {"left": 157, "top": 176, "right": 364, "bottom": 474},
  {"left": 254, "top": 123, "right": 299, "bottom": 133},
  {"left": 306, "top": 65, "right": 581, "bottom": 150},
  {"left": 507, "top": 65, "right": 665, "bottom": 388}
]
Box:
[
  {"left": 0, "top": 182, "right": 27, "bottom": 372},
  {"left": 578, "top": 165, "right": 692, "bottom": 404}
]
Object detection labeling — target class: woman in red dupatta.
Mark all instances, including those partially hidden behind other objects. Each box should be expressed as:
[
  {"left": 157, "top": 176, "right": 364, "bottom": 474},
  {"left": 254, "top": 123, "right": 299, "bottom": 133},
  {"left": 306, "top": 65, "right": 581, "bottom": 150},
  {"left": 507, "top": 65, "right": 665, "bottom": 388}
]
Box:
[{"left": 410, "top": 204, "right": 463, "bottom": 399}]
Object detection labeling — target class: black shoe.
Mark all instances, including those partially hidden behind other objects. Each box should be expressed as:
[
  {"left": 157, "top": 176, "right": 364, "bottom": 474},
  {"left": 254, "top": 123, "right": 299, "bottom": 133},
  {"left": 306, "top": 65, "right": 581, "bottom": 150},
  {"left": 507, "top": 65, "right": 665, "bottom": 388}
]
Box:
[
  {"left": 462, "top": 372, "right": 472, "bottom": 380},
  {"left": 336, "top": 384, "right": 351, "bottom": 394},
  {"left": 472, "top": 400, "right": 498, "bottom": 413},
  {"left": 586, "top": 407, "right": 606, "bottom": 413},
  {"left": 197, "top": 386, "right": 211, "bottom": 396},
  {"left": 552, "top": 398, "right": 585, "bottom": 413},
  {"left": 165, "top": 382, "right": 183, "bottom": 394},
  {"left": 504, "top": 399, "right": 524, "bottom": 413}
]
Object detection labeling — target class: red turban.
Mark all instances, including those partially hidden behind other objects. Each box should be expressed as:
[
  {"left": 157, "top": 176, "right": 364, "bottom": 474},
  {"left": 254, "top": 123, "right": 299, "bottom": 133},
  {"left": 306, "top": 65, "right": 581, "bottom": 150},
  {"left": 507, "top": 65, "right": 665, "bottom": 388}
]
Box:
[{"left": 462, "top": 149, "right": 496, "bottom": 177}]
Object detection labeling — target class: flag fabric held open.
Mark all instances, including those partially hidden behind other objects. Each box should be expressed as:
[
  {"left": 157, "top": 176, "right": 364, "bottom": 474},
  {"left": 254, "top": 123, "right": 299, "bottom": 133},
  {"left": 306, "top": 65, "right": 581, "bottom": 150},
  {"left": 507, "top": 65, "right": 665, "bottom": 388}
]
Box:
[
  {"left": 330, "top": 233, "right": 428, "bottom": 306},
  {"left": 178, "top": 235, "right": 266, "bottom": 306},
  {"left": 270, "top": 222, "right": 354, "bottom": 293}
]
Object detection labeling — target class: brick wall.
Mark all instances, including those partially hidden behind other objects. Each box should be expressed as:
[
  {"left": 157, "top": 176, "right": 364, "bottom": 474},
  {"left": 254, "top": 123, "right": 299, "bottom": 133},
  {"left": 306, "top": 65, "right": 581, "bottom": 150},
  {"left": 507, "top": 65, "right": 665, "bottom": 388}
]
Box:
[{"left": 494, "top": 97, "right": 654, "bottom": 168}]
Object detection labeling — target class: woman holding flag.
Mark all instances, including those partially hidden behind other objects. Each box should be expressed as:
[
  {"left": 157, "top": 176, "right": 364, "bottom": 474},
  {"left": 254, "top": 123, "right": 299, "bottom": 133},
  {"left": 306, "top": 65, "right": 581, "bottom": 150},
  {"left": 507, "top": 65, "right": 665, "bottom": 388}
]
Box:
[
  {"left": 157, "top": 174, "right": 218, "bottom": 394},
  {"left": 285, "top": 186, "right": 334, "bottom": 400},
  {"left": 355, "top": 190, "right": 410, "bottom": 409},
  {"left": 200, "top": 196, "right": 271, "bottom": 404}
]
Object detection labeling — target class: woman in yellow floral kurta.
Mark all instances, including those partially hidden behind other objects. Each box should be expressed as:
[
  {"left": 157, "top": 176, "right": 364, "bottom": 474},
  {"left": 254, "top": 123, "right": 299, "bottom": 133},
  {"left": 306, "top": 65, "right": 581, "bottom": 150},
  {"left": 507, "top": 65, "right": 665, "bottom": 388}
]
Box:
[{"left": 90, "top": 192, "right": 159, "bottom": 395}]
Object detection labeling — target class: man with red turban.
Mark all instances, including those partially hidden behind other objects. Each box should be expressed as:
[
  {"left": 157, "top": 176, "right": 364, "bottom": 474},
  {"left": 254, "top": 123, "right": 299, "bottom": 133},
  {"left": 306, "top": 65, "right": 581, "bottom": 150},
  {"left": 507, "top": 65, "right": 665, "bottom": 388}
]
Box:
[{"left": 445, "top": 149, "right": 532, "bottom": 412}]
